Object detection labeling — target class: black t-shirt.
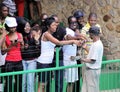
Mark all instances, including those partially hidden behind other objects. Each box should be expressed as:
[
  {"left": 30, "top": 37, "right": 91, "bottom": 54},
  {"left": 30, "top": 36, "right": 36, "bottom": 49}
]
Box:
[{"left": 52, "top": 25, "right": 66, "bottom": 60}]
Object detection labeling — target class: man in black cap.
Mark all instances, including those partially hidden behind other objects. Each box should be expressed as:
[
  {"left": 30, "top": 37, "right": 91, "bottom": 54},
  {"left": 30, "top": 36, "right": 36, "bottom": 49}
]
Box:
[
  {"left": 80, "top": 26, "right": 103, "bottom": 92},
  {"left": 73, "top": 10, "right": 85, "bottom": 30}
]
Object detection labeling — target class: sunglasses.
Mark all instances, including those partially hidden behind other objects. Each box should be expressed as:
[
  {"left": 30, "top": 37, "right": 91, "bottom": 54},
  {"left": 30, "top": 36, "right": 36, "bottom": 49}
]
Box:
[{"left": 70, "top": 21, "right": 77, "bottom": 25}]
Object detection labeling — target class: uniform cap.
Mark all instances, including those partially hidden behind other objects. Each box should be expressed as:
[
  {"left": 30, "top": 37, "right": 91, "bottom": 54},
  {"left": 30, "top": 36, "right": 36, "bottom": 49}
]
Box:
[
  {"left": 73, "top": 10, "right": 84, "bottom": 19},
  {"left": 89, "top": 26, "right": 100, "bottom": 35}
]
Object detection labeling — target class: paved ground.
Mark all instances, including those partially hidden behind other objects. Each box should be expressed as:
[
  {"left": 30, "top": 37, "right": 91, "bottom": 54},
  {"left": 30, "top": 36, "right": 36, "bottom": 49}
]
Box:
[{"left": 101, "top": 89, "right": 120, "bottom": 92}]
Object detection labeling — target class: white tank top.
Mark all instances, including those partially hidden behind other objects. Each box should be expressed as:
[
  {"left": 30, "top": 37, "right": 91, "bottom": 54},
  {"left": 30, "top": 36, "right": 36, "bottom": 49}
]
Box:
[{"left": 37, "top": 40, "right": 56, "bottom": 64}]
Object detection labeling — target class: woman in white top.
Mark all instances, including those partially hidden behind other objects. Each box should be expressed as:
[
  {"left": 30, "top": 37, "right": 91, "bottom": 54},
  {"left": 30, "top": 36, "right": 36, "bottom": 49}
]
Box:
[{"left": 37, "top": 17, "right": 80, "bottom": 92}]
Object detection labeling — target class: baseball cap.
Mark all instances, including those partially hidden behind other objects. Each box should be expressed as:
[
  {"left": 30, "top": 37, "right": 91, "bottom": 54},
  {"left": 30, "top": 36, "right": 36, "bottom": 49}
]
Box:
[
  {"left": 73, "top": 10, "right": 84, "bottom": 19},
  {"left": 5, "top": 17, "right": 17, "bottom": 27},
  {"left": 89, "top": 26, "right": 100, "bottom": 35}
]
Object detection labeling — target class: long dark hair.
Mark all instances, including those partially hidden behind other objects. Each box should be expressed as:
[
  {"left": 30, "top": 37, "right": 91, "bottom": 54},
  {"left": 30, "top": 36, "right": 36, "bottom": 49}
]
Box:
[
  {"left": 16, "top": 17, "right": 30, "bottom": 35},
  {"left": 41, "top": 17, "right": 55, "bottom": 34}
]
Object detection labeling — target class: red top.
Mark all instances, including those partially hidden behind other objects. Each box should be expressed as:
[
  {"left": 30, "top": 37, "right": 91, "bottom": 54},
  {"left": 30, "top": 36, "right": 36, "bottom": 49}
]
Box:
[{"left": 5, "top": 32, "right": 22, "bottom": 62}]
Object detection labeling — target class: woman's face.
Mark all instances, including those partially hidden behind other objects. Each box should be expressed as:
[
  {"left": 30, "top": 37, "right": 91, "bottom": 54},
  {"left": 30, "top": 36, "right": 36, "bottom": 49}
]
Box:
[
  {"left": 31, "top": 30, "right": 41, "bottom": 37},
  {"left": 24, "top": 22, "right": 31, "bottom": 33},
  {"left": 1, "top": 6, "right": 8, "bottom": 17},
  {"left": 9, "top": 27, "right": 16, "bottom": 33},
  {"left": 49, "top": 22, "right": 57, "bottom": 33}
]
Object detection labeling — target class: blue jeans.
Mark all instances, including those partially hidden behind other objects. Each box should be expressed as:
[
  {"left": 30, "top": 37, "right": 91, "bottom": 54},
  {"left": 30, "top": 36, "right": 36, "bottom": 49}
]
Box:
[{"left": 22, "top": 59, "right": 36, "bottom": 92}]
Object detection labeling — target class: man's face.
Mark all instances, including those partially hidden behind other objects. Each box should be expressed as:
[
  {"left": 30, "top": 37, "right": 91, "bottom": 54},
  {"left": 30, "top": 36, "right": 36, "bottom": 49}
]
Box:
[
  {"left": 89, "top": 33, "right": 94, "bottom": 39},
  {"left": 69, "top": 17, "right": 78, "bottom": 30},
  {"left": 42, "top": 15, "right": 48, "bottom": 22},
  {"left": 88, "top": 16, "right": 97, "bottom": 26},
  {"left": 54, "top": 17, "right": 59, "bottom": 26},
  {"left": 77, "top": 17, "right": 84, "bottom": 24}
]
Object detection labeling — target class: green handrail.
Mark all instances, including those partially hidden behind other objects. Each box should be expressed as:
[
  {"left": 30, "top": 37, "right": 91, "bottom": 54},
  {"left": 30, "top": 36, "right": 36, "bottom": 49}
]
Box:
[
  {"left": 0, "top": 59, "right": 120, "bottom": 77},
  {"left": 0, "top": 47, "right": 120, "bottom": 77},
  {"left": 56, "top": 47, "right": 60, "bottom": 67}
]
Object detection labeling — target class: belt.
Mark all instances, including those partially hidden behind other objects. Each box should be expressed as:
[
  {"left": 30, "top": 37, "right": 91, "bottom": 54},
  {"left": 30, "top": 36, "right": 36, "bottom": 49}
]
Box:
[
  {"left": 86, "top": 67, "right": 100, "bottom": 70},
  {"left": 24, "top": 58, "right": 36, "bottom": 61}
]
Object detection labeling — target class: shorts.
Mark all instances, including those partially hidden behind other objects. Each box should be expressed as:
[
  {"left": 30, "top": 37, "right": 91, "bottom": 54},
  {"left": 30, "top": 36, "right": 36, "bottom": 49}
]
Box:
[{"left": 37, "top": 62, "right": 52, "bottom": 83}]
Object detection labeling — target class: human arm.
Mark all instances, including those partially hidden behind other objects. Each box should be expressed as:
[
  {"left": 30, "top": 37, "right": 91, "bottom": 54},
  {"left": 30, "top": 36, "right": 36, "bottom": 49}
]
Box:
[
  {"left": 80, "top": 58, "right": 96, "bottom": 63},
  {"left": 82, "top": 42, "right": 89, "bottom": 53},
  {"left": 64, "top": 29, "right": 87, "bottom": 42},
  {"left": 0, "top": 28, "right": 7, "bottom": 47},
  {"left": 44, "top": 32, "right": 80, "bottom": 45},
  {"left": 17, "top": 33, "right": 24, "bottom": 49},
  {"left": 1, "top": 40, "right": 13, "bottom": 54}
]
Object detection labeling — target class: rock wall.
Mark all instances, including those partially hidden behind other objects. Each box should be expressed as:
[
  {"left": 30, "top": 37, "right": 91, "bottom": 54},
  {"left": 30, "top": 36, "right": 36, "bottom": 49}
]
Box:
[{"left": 40, "top": 0, "right": 120, "bottom": 60}]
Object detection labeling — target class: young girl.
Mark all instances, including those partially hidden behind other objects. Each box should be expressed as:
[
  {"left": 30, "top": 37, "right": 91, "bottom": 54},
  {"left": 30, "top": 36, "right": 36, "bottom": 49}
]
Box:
[{"left": 17, "top": 18, "right": 41, "bottom": 92}]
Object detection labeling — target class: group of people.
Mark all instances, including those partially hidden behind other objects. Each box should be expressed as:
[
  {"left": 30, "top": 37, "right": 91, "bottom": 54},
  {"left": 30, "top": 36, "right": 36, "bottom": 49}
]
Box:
[{"left": 0, "top": 2, "right": 104, "bottom": 92}]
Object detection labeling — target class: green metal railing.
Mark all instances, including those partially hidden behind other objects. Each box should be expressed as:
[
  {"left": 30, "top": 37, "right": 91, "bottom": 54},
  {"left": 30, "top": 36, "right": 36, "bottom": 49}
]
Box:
[{"left": 0, "top": 47, "right": 120, "bottom": 92}]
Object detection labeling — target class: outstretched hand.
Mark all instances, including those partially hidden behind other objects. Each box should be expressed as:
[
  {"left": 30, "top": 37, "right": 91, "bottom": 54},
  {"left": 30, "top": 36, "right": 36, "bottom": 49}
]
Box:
[{"left": 73, "top": 40, "right": 82, "bottom": 46}]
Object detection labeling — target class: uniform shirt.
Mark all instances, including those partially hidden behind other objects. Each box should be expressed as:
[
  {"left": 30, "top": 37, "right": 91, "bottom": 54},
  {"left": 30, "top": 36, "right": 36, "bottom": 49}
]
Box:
[{"left": 86, "top": 39, "right": 103, "bottom": 69}]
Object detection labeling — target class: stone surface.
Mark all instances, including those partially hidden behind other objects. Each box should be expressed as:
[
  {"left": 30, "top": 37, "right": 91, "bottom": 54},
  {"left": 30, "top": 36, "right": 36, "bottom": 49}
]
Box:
[
  {"left": 117, "top": 10, "right": 120, "bottom": 17},
  {"left": 101, "top": 5, "right": 111, "bottom": 14},
  {"left": 103, "top": 14, "right": 111, "bottom": 22},
  {"left": 84, "top": 0, "right": 96, "bottom": 6},
  {"left": 116, "top": 25, "right": 120, "bottom": 33},
  {"left": 109, "top": 10, "right": 118, "bottom": 18},
  {"left": 113, "top": 0, "right": 120, "bottom": 9},
  {"left": 105, "top": 0, "right": 112, "bottom": 5},
  {"left": 112, "top": 18, "right": 120, "bottom": 24},
  {"left": 106, "top": 23, "right": 114, "bottom": 31},
  {"left": 97, "top": 0, "right": 106, "bottom": 7}
]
